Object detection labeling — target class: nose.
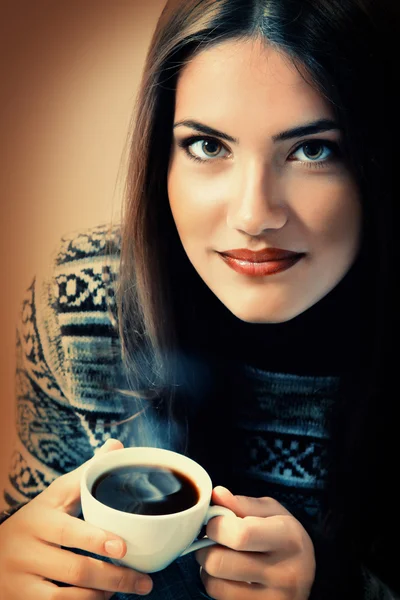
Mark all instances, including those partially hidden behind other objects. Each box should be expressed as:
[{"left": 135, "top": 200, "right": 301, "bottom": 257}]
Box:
[{"left": 226, "top": 163, "right": 288, "bottom": 236}]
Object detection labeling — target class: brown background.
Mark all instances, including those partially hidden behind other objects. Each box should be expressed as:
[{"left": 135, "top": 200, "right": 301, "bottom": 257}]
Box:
[{"left": 0, "top": 0, "right": 166, "bottom": 505}]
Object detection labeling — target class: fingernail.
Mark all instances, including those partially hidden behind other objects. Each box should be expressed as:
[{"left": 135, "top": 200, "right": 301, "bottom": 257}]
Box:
[
  {"left": 214, "top": 485, "right": 231, "bottom": 495},
  {"left": 105, "top": 539, "right": 124, "bottom": 557},
  {"left": 105, "top": 438, "right": 123, "bottom": 450},
  {"left": 95, "top": 439, "right": 112, "bottom": 454},
  {"left": 135, "top": 577, "right": 153, "bottom": 595}
]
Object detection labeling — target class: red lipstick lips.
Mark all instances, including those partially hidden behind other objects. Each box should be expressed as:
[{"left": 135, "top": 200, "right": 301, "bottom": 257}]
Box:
[{"left": 218, "top": 248, "right": 305, "bottom": 276}]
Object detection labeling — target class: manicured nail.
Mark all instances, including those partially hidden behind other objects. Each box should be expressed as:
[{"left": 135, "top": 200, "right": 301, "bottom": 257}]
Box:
[
  {"left": 105, "top": 539, "right": 124, "bottom": 557},
  {"left": 135, "top": 576, "right": 153, "bottom": 595}
]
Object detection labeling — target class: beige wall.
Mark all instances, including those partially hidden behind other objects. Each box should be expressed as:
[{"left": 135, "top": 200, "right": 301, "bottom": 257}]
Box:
[{"left": 0, "top": 0, "right": 166, "bottom": 502}]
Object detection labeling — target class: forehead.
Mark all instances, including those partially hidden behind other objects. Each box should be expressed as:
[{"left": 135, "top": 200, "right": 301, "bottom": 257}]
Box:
[{"left": 174, "top": 38, "right": 333, "bottom": 126}]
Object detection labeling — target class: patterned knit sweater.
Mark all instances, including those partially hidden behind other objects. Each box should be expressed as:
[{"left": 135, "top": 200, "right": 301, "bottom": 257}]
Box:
[
  {"left": 2, "top": 224, "right": 397, "bottom": 599},
  {"left": 3, "top": 223, "right": 336, "bottom": 515}
]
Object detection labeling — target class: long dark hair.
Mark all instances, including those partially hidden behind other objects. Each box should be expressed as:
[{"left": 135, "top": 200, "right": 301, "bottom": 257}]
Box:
[{"left": 116, "top": 0, "right": 398, "bottom": 586}]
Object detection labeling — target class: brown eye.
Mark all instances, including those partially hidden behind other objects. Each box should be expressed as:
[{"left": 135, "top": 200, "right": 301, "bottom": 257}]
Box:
[
  {"left": 289, "top": 140, "right": 337, "bottom": 164},
  {"left": 302, "top": 142, "right": 324, "bottom": 160},
  {"left": 201, "top": 140, "right": 222, "bottom": 157},
  {"left": 184, "top": 137, "right": 230, "bottom": 161}
]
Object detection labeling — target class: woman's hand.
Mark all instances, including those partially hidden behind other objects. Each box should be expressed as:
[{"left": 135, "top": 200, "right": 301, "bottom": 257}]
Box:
[
  {"left": 196, "top": 486, "right": 315, "bottom": 600},
  {"left": 0, "top": 439, "right": 153, "bottom": 600}
]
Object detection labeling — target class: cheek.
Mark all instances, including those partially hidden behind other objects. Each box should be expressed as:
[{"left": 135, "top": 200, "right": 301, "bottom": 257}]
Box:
[
  {"left": 168, "top": 164, "right": 224, "bottom": 240},
  {"left": 292, "top": 176, "right": 361, "bottom": 250}
]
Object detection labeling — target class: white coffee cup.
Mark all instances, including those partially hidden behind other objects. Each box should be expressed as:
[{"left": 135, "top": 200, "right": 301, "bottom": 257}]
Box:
[{"left": 80, "top": 446, "right": 234, "bottom": 573}]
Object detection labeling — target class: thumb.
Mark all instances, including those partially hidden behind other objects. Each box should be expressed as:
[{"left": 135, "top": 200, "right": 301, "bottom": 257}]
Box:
[
  {"left": 43, "top": 438, "right": 124, "bottom": 511},
  {"left": 212, "top": 486, "right": 291, "bottom": 518},
  {"left": 211, "top": 486, "right": 245, "bottom": 517},
  {"left": 94, "top": 437, "right": 124, "bottom": 456}
]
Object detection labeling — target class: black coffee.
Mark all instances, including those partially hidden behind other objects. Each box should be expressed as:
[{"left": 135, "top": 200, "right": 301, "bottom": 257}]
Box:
[{"left": 91, "top": 465, "right": 199, "bottom": 515}]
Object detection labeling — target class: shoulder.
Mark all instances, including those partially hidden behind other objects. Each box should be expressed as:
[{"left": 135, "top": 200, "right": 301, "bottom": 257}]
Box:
[
  {"left": 54, "top": 222, "right": 121, "bottom": 267},
  {"left": 48, "top": 222, "right": 122, "bottom": 320},
  {"left": 20, "top": 222, "right": 127, "bottom": 410}
]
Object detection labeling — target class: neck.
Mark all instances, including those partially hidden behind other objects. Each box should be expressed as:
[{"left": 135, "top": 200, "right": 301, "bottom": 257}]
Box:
[{"left": 211, "top": 258, "right": 371, "bottom": 376}]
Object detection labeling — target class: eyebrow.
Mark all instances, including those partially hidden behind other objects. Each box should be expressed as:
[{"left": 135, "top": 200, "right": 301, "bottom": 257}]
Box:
[
  {"left": 172, "top": 118, "right": 340, "bottom": 144},
  {"left": 272, "top": 118, "right": 340, "bottom": 141},
  {"left": 173, "top": 120, "right": 238, "bottom": 143}
]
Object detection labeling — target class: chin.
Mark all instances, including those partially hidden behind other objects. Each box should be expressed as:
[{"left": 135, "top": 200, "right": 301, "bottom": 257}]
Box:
[{"left": 223, "top": 300, "right": 305, "bottom": 324}]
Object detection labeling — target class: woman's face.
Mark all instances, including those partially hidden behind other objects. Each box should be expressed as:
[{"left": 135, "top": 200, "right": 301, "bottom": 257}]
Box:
[{"left": 168, "top": 38, "right": 361, "bottom": 323}]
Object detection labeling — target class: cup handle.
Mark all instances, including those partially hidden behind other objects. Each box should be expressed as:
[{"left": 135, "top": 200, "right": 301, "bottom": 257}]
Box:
[{"left": 180, "top": 505, "right": 235, "bottom": 556}]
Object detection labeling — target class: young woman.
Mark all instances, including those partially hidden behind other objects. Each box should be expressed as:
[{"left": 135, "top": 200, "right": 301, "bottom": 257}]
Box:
[{"left": 0, "top": 0, "right": 398, "bottom": 598}]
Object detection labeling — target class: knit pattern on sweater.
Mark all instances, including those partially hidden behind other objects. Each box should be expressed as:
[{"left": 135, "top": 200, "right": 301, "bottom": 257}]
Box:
[
  {"left": 3, "top": 224, "right": 136, "bottom": 507},
  {"left": 3, "top": 224, "right": 337, "bottom": 517},
  {"left": 3, "top": 224, "right": 398, "bottom": 600}
]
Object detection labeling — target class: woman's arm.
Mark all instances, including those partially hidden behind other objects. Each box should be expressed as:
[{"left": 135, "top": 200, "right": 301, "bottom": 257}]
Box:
[
  {"left": 0, "top": 226, "right": 155, "bottom": 598},
  {"left": 2, "top": 224, "right": 130, "bottom": 511}
]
